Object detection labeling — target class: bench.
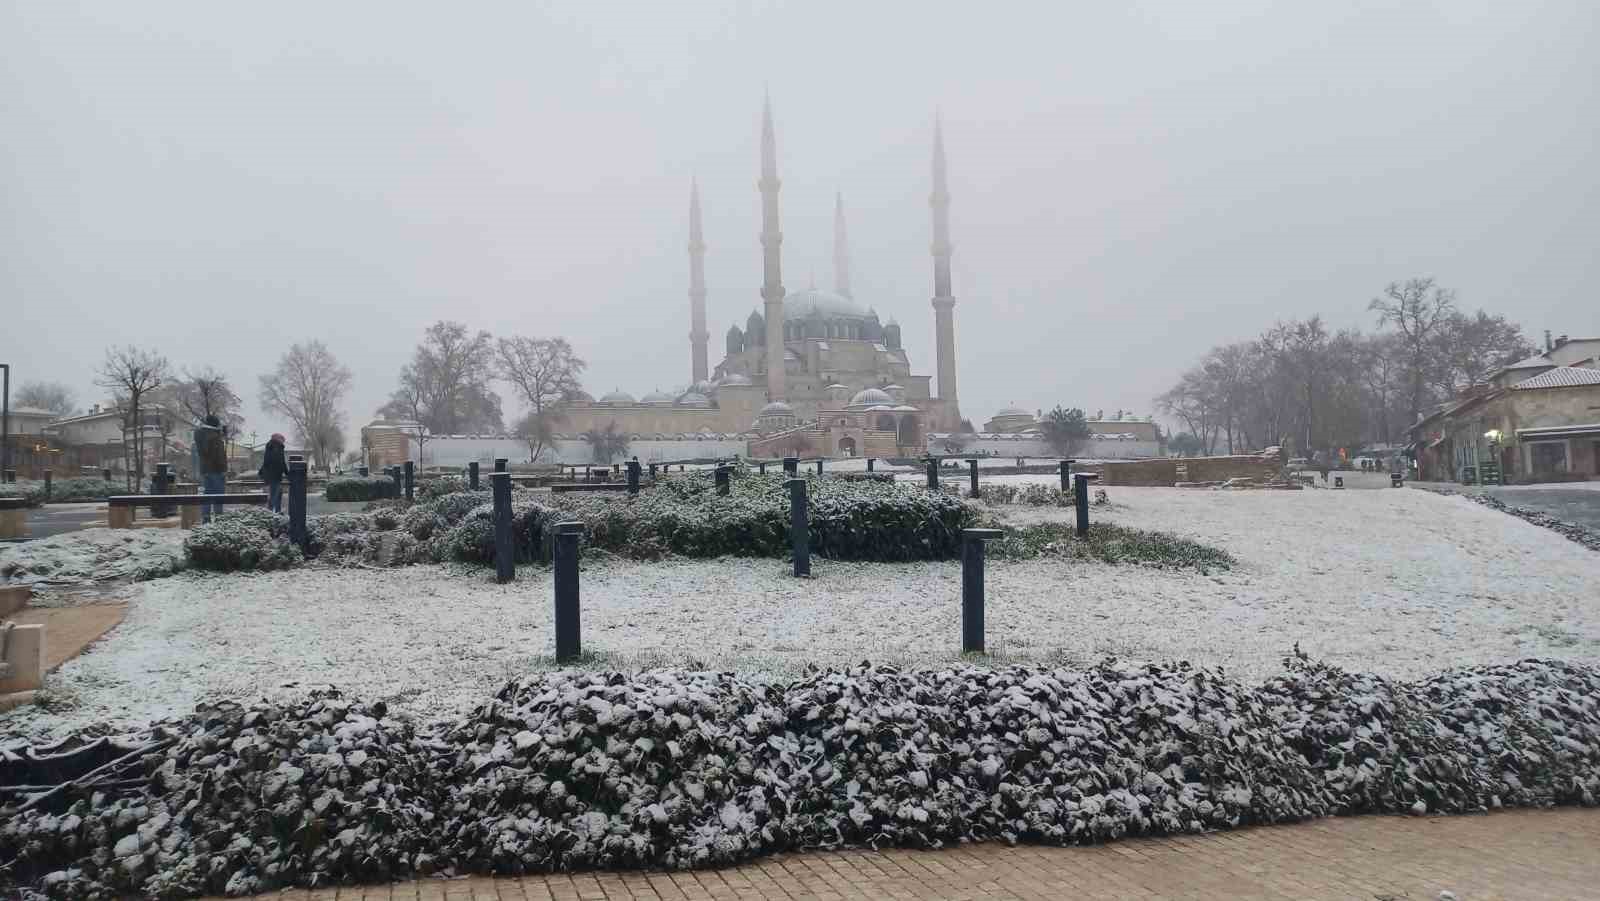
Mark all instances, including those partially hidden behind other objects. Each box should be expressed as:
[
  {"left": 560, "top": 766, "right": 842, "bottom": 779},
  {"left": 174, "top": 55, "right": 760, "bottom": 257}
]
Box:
[
  {"left": 106, "top": 493, "right": 269, "bottom": 529},
  {"left": 0, "top": 497, "right": 27, "bottom": 540},
  {"left": 549, "top": 482, "right": 635, "bottom": 493}
]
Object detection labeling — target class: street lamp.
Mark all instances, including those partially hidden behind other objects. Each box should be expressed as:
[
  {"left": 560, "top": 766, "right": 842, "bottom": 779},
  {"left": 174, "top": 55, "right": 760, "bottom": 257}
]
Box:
[{"left": 1483, "top": 429, "right": 1503, "bottom": 486}]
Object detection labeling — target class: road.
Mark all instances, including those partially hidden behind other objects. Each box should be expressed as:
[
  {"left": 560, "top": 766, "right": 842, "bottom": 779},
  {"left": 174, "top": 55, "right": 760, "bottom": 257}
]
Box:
[{"left": 1412, "top": 482, "right": 1600, "bottom": 530}]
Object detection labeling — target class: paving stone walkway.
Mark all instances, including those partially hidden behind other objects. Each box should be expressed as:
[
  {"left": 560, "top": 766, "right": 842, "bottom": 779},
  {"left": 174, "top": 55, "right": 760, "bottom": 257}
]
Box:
[{"left": 227, "top": 808, "right": 1599, "bottom": 901}]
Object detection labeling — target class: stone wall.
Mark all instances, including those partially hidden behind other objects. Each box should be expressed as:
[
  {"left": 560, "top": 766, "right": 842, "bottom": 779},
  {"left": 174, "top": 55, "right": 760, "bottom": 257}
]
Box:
[
  {"left": 926, "top": 434, "right": 1163, "bottom": 460},
  {"left": 1083, "top": 454, "right": 1282, "bottom": 487}
]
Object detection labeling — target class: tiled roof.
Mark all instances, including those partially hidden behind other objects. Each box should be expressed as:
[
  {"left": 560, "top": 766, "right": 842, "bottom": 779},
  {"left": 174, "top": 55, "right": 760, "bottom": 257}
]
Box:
[{"left": 1510, "top": 366, "right": 1600, "bottom": 390}]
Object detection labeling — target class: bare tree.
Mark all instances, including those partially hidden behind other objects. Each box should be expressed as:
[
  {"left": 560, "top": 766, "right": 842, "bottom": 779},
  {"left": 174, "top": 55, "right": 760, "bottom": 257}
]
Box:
[
  {"left": 378, "top": 321, "right": 502, "bottom": 438},
  {"left": 14, "top": 381, "right": 76, "bottom": 415},
  {"left": 174, "top": 367, "right": 245, "bottom": 435},
  {"left": 1432, "top": 310, "right": 1535, "bottom": 393},
  {"left": 497, "top": 335, "right": 586, "bottom": 463},
  {"left": 259, "top": 341, "right": 352, "bottom": 472},
  {"left": 1369, "top": 278, "right": 1456, "bottom": 424},
  {"left": 96, "top": 346, "right": 169, "bottom": 489}
]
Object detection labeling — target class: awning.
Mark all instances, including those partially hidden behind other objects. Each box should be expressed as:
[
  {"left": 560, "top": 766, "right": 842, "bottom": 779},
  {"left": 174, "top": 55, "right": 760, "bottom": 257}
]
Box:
[{"left": 1516, "top": 423, "right": 1600, "bottom": 440}]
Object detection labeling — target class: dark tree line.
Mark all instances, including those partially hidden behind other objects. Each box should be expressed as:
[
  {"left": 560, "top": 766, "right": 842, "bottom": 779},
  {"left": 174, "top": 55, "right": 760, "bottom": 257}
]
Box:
[{"left": 1158, "top": 278, "right": 1532, "bottom": 457}]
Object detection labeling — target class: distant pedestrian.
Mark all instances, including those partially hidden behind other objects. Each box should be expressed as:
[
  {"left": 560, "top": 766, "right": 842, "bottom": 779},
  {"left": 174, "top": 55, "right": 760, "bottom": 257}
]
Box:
[
  {"left": 259, "top": 433, "right": 288, "bottom": 513},
  {"left": 195, "top": 415, "right": 229, "bottom": 523}
]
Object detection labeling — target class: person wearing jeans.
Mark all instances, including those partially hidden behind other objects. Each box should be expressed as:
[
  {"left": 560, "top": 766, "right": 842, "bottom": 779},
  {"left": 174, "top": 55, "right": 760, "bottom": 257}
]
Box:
[
  {"left": 195, "top": 415, "right": 229, "bottom": 523},
  {"left": 258, "top": 433, "right": 288, "bottom": 513}
]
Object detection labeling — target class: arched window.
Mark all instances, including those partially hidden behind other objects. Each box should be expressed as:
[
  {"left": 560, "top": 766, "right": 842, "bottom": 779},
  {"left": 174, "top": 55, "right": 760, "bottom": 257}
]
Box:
[
  {"left": 838, "top": 436, "right": 857, "bottom": 456},
  {"left": 875, "top": 414, "right": 896, "bottom": 432},
  {"left": 897, "top": 416, "right": 920, "bottom": 447}
]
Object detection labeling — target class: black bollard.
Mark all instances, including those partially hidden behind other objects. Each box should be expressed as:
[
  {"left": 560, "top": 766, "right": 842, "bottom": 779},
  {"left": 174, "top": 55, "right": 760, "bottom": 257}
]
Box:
[
  {"left": 288, "top": 459, "right": 308, "bottom": 548},
  {"left": 787, "top": 477, "right": 810, "bottom": 577},
  {"left": 626, "top": 460, "right": 640, "bottom": 495},
  {"left": 1059, "top": 459, "right": 1075, "bottom": 493},
  {"left": 680, "top": 464, "right": 685, "bottom": 472},
  {"left": 962, "top": 528, "right": 1004, "bottom": 654},
  {"left": 553, "top": 520, "right": 584, "bottom": 662},
  {"left": 102, "top": 468, "right": 111, "bottom": 482},
  {"left": 966, "top": 458, "right": 979, "bottom": 498},
  {"left": 1334, "top": 475, "right": 1344, "bottom": 489},
  {"left": 468, "top": 461, "right": 480, "bottom": 490},
  {"left": 867, "top": 457, "right": 875, "bottom": 473},
  {"left": 390, "top": 466, "right": 402, "bottom": 498},
  {"left": 43, "top": 469, "right": 52, "bottom": 500},
  {"left": 925, "top": 456, "right": 939, "bottom": 490},
  {"left": 1073, "top": 472, "right": 1100, "bottom": 538},
  {"left": 758, "top": 461, "right": 767, "bottom": 475},
  {"left": 783, "top": 456, "right": 798, "bottom": 476},
  {"left": 358, "top": 465, "right": 369, "bottom": 477},
  {"left": 613, "top": 463, "right": 620, "bottom": 477},
  {"left": 403, "top": 460, "right": 415, "bottom": 502},
  {"left": 816, "top": 459, "right": 824, "bottom": 474},
  {"left": 491, "top": 472, "right": 514, "bottom": 583},
  {"left": 649, "top": 462, "right": 658, "bottom": 480},
  {"left": 495, "top": 457, "right": 508, "bottom": 473},
  {"left": 715, "top": 463, "right": 730, "bottom": 496},
  {"left": 153, "top": 463, "right": 172, "bottom": 518}
]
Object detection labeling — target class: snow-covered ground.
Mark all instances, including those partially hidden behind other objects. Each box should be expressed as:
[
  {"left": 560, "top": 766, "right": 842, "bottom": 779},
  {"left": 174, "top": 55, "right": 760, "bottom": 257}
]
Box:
[
  {"left": 0, "top": 528, "right": 188, "bottom": 586},
  {"left": 5, "top": 487, "right": 1597, "bottom": 740}
]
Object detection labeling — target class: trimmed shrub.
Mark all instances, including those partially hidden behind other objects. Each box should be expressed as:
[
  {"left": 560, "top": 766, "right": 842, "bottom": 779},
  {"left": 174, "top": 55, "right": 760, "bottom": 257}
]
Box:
[
  {"left": 183, "top": 509, "right": 301, "bottom": 572},
  {"left": 417, "top": 475, "right": 468, "bottom": 502},
  {"left": 325, "top": 476, "right": 399, "bottom": 502},
  {"left": 0, "top": 481, "right": 48, "bottom": 508}
]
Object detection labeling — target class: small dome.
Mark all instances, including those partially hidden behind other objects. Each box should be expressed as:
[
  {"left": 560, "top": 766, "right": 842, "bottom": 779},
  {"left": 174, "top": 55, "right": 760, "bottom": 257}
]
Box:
[
  {"left": 599, "top": 389, "right": 635, "bottom": 404},
  {"left": 760, "top": 401, "right": 794, "bottom": 415},
  {"left": 719, "top": 373, "right": 752, "bottom": 386},
  {"left": 995, "top": 406, "right": 1032, "bottom": 418},
  {"left": 677, "top": 391, "right": 712, "bottom": 407},
  {"left": 849, "top": 387, "right": 894, "bottom": 407},
  {"left": 640, "top": 389, "right": 674, "bottom": 405}
]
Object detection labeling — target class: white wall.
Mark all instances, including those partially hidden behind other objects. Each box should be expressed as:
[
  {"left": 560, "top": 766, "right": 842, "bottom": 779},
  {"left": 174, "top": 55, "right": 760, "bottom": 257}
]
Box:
[
  {"left": 926, "top": 434, "right": 1163, "bottom": 460},
  {"left": 413, "top": 435, "right": 750, "bottom": 467}
]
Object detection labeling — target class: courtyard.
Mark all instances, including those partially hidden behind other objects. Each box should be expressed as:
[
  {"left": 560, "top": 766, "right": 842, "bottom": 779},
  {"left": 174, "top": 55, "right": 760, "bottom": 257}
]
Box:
[{"left": 6, "top": 483, "right": 1596, "bottom": 740}]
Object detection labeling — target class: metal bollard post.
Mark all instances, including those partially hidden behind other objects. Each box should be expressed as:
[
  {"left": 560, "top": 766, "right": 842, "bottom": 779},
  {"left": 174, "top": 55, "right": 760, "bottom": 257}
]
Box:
[
  {"left": 289, "top": 459, "right": 308, "bottom": 548},
  {"left": 43, "top": 469, "right": 52, "bottom": 500},
  {"left": 626, "top": 460, "right": 640, "bottom": 495},
  {"left": 495, "top": 457, "right": 508, "bottom": 473},
  {"left": 715, "top": 464, "right": 730, "bottom": 496},
  {"left": 463, "top": 461, "right": 476, "bottom": 490},
  {"left": 1073, "top": 472, "right": 1100, "bottom": 538},
  {"left": 787, "top": 477, "right": 810, "bottom": 577},
  {"left": 925, "top": 456, "right": 939, "bottom": 490},
  {"left": 102, "top": 468, "right": 112, "bottom": 482},
  {"left": 649, "top": 462, "right": 658, "bottom": 480},
  {"left": 966, "top": 458, "right": 979, "bottom": 498},
  {"left": 153, "top": 463, "right": 172, "bottom": 518},
  {"left": 815, "top": 459, "right": 824, "bottom": 474},
  {"left": 613, "top": 463, "right": 620, "bottom": 477},
  {"left": 358, "top": 465, "right": 369, "bottom": 477},
  {"left": 553, "top": 520, "right": 584, "bottom": 662},
  {"left": 403, "top": 460, "right": 414, "bottom": 502},
  {"left": 491, "top": 472, "right": 514, "bottom": 583},
  {"left": 783, "top": 456, "right": 798, "bottom": 476},
  {"left": 962, "top": 528, "right": 1004, "bottom": 654},
  {"left": 867, "top": 457, "right": 875, "bottom": 472},
  {"left": 390, "top": 466, "right": 403, "bottom": 497},
  {"left": 758, "top": 461, "right": 766, "bottom": 475},
  {"left": 1059, "top": 459, "right": 1075, "bottom": 493}
]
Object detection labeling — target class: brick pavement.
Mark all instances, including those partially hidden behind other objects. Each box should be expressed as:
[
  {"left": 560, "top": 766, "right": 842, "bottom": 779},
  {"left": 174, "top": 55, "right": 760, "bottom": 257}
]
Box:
[{"left": 221, "top": 808, "right": 1599, "bottom": 901}]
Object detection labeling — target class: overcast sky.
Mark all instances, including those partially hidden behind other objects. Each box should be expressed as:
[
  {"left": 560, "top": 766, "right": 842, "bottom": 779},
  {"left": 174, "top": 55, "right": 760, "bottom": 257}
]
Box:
[{"left": 5, "top": 1, "right": 1597, "bottom": 441}]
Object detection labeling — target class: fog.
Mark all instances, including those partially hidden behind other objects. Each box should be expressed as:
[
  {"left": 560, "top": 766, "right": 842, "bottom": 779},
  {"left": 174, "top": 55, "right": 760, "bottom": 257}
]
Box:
[{"left": 5, "top": 1, "right": 1597, "bottom": 442}]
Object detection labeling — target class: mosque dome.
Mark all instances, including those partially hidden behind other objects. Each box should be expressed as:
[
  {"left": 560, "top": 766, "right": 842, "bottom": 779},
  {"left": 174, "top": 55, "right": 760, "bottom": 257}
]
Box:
[
  {"left": 599, "top": 389, "right": 636, "bottom": 404},
  {"left": 760, "top": 401, "right": 794, "bottom": 415},
  {"left": 640, "top": 389, "right": 674, "bottom": 405},
  {"left": 781, "top": 288, "right": 870, "bottom": 320},
  {"left": 677, "top": 391, "right": 712, "bottom": 407},
  {"left": 718, "top": 373, "right": 752, "bottom": 386},
  {"left": 849, "top": 387, "right": 894, "bottom": 407},
  {"left": 995, "top": 406, "right": 1032, "bottom": 418}
]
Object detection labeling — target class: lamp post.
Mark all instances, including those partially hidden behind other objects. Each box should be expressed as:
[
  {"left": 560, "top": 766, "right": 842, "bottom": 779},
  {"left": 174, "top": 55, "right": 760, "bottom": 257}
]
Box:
[
  {"left": 1, "top": 363, "right": 10, "bottom": 480},
  {"left": 1484, "top": 429, "right": 1503, "bottom": 486}
]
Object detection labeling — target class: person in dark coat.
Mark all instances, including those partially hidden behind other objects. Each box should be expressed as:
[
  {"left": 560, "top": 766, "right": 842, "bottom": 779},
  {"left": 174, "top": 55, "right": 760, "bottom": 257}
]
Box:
[
  {"left": 195, "top": 415, "right": 230, "bottom": 523},
  {"left": 259, "top": 433, "right": 288, "bottom": 513}
]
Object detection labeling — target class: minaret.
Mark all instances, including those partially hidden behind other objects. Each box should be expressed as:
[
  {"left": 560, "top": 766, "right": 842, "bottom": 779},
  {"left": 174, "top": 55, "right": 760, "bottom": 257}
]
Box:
[
  {"left": 834, "top": 192, "right": 852, "bottom": 299},
  {"left": 759, "top": 93, "right": 787, "bottom": 402},
  {"left": 688, "top": 178, "right": 709, "bottom": 385},
  {"left": 930, "top": 115, "right": 959, "bottom": 425}
]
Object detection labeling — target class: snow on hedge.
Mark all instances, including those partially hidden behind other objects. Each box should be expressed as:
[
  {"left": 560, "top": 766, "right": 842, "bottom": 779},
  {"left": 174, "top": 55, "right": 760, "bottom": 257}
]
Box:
[
  {"left": 2, "top": 657, "right": 1596, "bottom": 899},
  {"left": 0, "top": 529, "right": 188, "bottom": 587}
]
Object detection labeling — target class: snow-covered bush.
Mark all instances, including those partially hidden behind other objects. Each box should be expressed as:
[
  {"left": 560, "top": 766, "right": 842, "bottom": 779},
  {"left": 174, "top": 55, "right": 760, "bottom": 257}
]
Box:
[
  {"left": 3, "top": 657, "right": 1595, "bottom": 899},
  {"left": 0, "top": 529, "right": 188, "bottom": 585},
  {"left": 987, "top": 521, "right": 1234, "bottom": 571},
  {"left": 182, "top": 510, "right": 301, "bottom": 572},
  {"left": 325, "top": 476, "right": 398, "bottom": 502},
  {"left": 417, "top": 475, "right": 467, "bottom": 502},
  {"left": 0, "top": 481, "right": 47, "bottom": 508}
]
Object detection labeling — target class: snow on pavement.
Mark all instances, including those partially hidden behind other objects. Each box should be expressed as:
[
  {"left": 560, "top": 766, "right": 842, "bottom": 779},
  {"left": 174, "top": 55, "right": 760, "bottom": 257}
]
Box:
[{"left": 5, "top": 486, "right": 1597, "bottom": 740}]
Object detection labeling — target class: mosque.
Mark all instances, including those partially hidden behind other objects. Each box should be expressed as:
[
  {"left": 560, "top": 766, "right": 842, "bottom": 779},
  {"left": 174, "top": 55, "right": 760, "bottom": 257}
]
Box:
[{"left": 555, "top": 97, "right": 963, "bottom": 460}]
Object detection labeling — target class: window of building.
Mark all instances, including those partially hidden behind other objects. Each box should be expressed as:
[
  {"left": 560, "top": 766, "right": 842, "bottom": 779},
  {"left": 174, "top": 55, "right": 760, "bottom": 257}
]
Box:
[{"left": 1528, "top": 441, "right": 1568, "bottom": 478}]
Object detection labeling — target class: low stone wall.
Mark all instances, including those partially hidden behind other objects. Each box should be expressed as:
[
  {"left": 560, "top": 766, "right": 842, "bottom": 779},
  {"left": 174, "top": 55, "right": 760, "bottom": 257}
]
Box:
[{"left": 1085, "top": 454, "right": 1282, "bottom": 487}]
